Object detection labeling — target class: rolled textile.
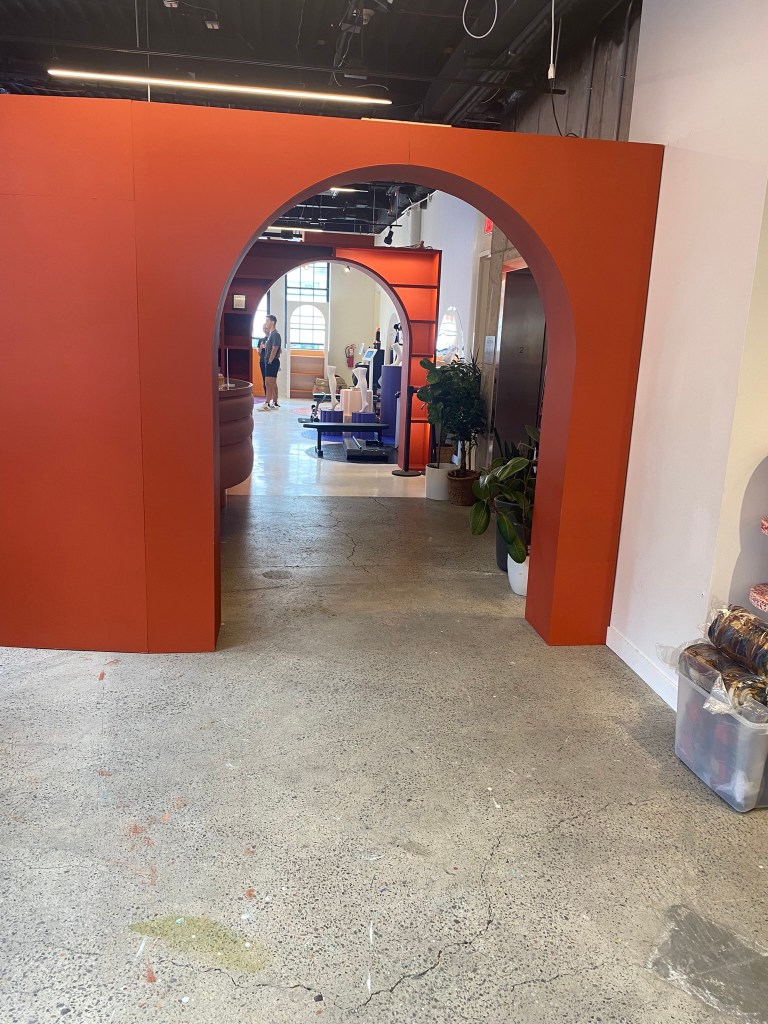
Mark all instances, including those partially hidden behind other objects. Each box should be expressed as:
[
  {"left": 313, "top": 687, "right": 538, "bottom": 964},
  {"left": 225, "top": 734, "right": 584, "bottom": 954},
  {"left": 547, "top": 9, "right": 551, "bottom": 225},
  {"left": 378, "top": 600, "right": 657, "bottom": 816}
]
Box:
[
  {"left": 679, "top": 641, "right": 768, "bottom": 706},
  {"left": 707, "top": 606, "right": 768, "bottom": 678}
]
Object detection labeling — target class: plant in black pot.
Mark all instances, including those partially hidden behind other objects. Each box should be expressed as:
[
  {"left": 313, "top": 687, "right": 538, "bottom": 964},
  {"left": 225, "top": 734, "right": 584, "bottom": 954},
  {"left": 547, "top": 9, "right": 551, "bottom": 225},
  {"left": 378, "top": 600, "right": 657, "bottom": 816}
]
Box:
[
  {"left": 469, "top": 426, "right": 539, "bottom": 593},
  {"left": 417, "top": 356, "right": 486, "bottom": 506}
]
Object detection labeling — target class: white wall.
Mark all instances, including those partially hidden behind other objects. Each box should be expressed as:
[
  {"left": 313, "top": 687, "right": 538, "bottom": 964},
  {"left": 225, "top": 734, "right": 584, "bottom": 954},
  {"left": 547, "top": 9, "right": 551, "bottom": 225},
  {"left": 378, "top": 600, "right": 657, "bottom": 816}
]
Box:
[
  {"left": 421, "top": 192, "right": 485, "bottom": 358},
  {"left": 375, "top": 192, "right": 486, "bottom": 358},
  {"left": 608, "top": 0, "right": 768, "bottom": 706},
  {"left": 327, "top": 263, "right": 378, "bottom": 381},
  {"left": 709, "top": 194, "right": 768, "bottom": 608}
]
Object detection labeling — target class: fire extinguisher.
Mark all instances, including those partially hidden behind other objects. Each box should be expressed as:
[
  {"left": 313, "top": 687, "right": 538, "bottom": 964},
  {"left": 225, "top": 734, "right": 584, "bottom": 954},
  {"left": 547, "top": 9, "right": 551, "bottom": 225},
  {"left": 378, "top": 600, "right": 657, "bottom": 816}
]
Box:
[{"left": 345, "top": 345, "right": 355, "bottom": 368}]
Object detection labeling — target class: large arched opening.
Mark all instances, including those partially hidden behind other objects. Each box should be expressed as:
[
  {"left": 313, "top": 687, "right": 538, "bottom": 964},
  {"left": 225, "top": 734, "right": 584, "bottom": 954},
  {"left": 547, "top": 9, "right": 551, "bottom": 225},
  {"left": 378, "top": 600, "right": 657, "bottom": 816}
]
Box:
[{"left": 210, "top": 166, "right": 577, "bottom": 649}]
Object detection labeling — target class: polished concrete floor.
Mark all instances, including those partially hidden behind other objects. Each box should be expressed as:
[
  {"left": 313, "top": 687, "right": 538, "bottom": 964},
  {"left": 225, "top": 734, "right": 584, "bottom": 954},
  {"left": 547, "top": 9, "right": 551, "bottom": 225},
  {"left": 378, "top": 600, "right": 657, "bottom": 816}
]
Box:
[
  {"left": 227, "top": 398, "right": 426, "bottom": 498},
  {"left": 2, "top": 401, "right": 768, "bottom": 1023}
]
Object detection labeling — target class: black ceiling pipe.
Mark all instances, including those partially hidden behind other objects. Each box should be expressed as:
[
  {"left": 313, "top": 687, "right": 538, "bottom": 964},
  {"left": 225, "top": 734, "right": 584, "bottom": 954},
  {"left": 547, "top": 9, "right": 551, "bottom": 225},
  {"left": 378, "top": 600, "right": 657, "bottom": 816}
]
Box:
[{"left": 613, "top": 0, "right": 634, "bottom": 141}]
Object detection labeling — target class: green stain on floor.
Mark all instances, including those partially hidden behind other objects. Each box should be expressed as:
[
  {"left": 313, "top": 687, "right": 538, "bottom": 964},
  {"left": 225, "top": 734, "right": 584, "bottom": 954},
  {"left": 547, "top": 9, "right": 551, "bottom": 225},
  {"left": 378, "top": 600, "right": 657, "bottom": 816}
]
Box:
[{"left": 129, "top": 915, "right": 272, "bottom": 973}]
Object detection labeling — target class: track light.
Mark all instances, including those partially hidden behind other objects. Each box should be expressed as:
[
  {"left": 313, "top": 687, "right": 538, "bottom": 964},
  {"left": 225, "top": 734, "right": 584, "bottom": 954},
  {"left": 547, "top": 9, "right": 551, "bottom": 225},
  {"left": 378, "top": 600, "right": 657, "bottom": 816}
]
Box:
[
  {"left": 47, "top": 69, "right": 392, "bottom": 106},
  {"left": 204, "top": 17, "right": 219, "bottom": 29},
  {"left": 162, "top": 0, "right": 179, "bottom": 7},
  {"left": 384, "top": 227, "right": 394, "bottom": 245}
]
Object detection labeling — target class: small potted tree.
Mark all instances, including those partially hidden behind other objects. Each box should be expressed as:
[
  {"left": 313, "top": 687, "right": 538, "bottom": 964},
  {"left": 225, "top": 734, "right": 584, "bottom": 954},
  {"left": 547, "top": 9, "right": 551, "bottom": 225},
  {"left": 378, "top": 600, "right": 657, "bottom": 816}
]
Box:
[
  {"left": 418, "top": 356, "right": 486, "bottom": 506},
  {"left": 417, "top": 360, "right": 455, "bottom": 501},
  {"left": 469, "top": 426, "right": 539, "bottom": 595}
]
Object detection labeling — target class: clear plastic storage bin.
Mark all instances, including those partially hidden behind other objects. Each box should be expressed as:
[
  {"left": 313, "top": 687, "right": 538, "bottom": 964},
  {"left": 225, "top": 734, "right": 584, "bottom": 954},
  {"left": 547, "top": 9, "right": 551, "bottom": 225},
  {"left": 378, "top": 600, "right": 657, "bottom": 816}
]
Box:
[{"left": 676, "top": 670, "right": 768, "bottom": 813}]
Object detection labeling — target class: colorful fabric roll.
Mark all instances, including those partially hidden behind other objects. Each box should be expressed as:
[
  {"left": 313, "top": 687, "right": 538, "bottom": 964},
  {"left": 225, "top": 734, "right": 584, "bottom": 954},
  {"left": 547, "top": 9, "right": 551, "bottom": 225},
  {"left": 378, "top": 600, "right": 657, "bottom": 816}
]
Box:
[
  {"left": 707, "top": 605, "right": 768, "bottom": 678},
  {"left": 679, "top": 641, "right": 768, "bottom": 706},
  {"left": 750, "top": 584, "right": 768, "bottom": 614}
]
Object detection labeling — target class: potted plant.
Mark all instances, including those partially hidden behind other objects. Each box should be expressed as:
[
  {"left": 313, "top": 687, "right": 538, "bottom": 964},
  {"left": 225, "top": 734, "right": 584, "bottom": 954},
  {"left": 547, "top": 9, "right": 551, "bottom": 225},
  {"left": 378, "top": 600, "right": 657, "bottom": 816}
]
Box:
[
  {"left": 417, "top": 359, "right": 456, "bottom": 501},
  {"left": 417, "top": 356, "right": 486, "bottom": 506},
  {"left": 469, "top": 426, "right": 539, "bottom": 595}
]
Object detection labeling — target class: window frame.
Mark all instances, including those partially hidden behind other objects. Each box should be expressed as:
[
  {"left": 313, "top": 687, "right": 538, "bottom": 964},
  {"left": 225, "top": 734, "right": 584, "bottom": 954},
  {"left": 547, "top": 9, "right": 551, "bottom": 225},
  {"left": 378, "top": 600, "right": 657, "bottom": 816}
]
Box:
[
  {"left": 285, "top": 262, "right": 330, "bottom": 303},
  {"left": 288, "top": 302, "right": 327, "bottom": 352}
]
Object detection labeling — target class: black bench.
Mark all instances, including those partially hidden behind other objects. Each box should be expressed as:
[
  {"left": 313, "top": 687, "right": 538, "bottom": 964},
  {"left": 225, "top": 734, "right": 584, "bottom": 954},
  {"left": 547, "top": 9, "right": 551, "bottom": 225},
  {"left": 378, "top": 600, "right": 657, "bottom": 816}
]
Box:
[{"left": 303, "top": 421, "right": 389, "bottom": 457}]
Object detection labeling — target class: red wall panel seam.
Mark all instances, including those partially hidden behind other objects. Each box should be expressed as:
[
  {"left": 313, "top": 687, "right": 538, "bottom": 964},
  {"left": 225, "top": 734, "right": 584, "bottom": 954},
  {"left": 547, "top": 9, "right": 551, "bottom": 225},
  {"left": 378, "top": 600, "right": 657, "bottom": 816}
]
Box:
[{"left": 129, "top": 101, "right": 151, "bottom": 652}]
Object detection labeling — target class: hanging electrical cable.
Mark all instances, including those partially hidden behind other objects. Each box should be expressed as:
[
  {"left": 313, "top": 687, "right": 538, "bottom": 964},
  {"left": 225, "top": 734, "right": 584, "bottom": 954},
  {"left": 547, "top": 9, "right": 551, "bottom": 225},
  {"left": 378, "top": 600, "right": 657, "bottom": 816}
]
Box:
[
  {"left": 549, "top": 4, "right": 562, "bottom": 136},
  {"left": 462, "top": 0, "right": 498, "bottom": 41},
  {"left": 144, "top": 0, "right": 151, "bottom": 102},
  {"left": 548, "top": 0, "right": 556, "bottom": 79},
  {"left": 295, "top": 0, "right": 305, "bottom": 56}
]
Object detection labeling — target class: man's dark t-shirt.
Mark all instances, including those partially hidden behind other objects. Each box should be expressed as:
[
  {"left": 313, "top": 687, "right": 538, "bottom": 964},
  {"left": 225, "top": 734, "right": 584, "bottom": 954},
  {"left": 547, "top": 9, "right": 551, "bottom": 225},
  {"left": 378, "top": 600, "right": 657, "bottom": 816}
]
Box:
[{"left": 266, "top": 331, "right": 282, "bottom": 362}]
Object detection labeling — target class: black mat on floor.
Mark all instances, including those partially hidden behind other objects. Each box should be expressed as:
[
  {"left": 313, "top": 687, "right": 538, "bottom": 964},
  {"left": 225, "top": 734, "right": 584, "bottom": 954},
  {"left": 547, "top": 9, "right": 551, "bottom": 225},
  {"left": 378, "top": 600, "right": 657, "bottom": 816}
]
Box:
[{"left": 304, "top": 444, "right": 398, "bottom": 464}]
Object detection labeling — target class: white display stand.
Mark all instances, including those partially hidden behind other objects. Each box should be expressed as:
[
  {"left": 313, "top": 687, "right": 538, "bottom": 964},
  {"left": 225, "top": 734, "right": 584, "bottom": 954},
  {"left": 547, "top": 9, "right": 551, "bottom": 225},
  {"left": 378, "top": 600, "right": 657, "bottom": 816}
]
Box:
[
  {"left": 327, "top": 363, "right": 338, "bottom": 411},
  {"left": 340, "top": 388, "right": 363, "bottom": 418},
  {"left": 357, "top": 365, "right": 371, "bottom": 413}
]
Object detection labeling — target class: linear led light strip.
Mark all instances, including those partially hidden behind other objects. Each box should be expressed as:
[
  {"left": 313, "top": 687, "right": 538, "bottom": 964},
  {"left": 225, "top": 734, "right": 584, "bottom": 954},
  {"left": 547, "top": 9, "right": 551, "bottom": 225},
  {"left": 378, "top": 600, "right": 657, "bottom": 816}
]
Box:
[
  {"left": 47, "top": 68, "right": 392, "bottom": 106},
  {"left": 361, "top": 117, "right": 451, "bottom": 128}
]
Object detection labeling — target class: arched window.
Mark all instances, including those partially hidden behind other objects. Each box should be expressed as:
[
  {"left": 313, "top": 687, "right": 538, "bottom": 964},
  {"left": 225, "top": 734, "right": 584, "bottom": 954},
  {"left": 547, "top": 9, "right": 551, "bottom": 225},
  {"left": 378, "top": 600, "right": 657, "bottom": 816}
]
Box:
[
  {"left": 290, "top": 304, "right": 326, "bottom": 351},
  {"left": 436, "top": 307, "right": 463, "bottom": 364}
]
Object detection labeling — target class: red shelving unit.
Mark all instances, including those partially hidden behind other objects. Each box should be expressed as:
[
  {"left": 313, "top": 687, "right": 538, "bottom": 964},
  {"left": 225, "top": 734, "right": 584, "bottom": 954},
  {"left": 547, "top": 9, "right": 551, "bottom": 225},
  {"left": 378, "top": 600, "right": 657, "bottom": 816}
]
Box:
[{"left": 219, "top": 311, "right": 253, "bottom": 384}]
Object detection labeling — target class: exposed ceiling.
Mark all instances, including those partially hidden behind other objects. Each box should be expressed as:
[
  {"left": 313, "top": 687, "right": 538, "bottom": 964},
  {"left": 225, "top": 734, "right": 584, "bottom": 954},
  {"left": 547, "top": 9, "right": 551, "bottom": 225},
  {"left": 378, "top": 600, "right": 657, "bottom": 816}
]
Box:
[
  {"left": 265, "top": 181, "right": 433, "bottom": 238},
  {"left": 0, "top": 0, "right": 634, "bottom": 234}
]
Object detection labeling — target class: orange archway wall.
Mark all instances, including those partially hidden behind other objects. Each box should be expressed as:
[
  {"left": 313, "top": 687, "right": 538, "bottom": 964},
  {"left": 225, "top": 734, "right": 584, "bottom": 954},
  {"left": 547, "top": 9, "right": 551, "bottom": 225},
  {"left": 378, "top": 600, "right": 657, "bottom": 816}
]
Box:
[{"left": 0, "top": 96, "right": 663, "bottom": 653}]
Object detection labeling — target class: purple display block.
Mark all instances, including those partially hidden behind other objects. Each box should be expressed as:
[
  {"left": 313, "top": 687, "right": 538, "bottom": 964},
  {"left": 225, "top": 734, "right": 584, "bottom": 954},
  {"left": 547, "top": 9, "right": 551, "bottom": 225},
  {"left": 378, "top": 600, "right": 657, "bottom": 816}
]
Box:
[
  {"left": 351, "top": 411, "right": 377, "bottom": 441},
  {"left": 380, "top": 364, "right": 401, "bottom": 446},
  {"left": 320, "top": 408, "right": 344, "bottom": 442}
]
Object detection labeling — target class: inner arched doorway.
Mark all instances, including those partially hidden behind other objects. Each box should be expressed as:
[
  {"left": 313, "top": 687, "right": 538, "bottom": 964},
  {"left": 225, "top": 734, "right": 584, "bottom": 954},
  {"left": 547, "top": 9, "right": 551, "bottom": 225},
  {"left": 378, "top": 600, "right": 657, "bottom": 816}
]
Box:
[
  {"left": 218, "top": 240, "right": 438, "bottom": 470},
  {"left": 0, "top": 97, "right": 663, "bottom": 654}
]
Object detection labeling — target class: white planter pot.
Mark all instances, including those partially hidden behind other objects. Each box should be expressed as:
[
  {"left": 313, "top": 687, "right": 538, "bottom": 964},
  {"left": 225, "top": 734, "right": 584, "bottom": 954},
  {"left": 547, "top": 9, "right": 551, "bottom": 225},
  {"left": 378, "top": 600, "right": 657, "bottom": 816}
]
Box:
[
  {"left": 507, "top": 554, "right": 529, "bottom": 596},
  {"left": 425, "top": 462, "right": 453, "bottom": 501}
]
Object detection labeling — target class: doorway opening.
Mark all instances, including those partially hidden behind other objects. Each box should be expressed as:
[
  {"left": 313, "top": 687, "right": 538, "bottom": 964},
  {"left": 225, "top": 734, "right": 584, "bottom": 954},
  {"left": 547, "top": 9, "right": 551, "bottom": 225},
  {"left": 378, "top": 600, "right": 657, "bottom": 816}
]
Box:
[
  {"left": 221, "top": 254, "right": 418, "bottom": 502},
  {"left": 214, "top": 183, "right": 552, "bottom": 631}
]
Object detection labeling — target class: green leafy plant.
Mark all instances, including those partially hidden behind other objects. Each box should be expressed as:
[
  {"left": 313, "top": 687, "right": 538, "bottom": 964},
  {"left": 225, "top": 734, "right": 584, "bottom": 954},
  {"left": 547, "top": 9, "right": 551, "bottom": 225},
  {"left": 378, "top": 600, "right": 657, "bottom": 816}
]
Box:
[
  {"left": 469, "top": 426, "right": 539, "bottom": 563},
  {"left": 416, "top": 356, "right": 486, "bottom": 474},
  {"left": 414, "top": 358, "right": 452, "bottom": 467}
]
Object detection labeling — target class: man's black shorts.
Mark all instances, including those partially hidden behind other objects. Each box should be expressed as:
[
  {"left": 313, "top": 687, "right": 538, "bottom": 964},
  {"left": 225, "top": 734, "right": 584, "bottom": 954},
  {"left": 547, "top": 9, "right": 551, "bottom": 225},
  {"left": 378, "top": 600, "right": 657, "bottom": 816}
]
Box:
[{"left": 265, "top": 359, "right": 280, "bottom": 378}]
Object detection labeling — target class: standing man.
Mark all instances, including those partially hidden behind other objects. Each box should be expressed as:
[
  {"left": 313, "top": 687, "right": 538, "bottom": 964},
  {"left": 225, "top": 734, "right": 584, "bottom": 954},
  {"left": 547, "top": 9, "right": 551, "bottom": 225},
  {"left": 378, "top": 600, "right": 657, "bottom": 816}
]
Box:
[
  {"left": 258, "top": 314, "right": 282, "bottom": 410},
  {"left": 256, "top": 333, "right": 267, "bottom": 402}
]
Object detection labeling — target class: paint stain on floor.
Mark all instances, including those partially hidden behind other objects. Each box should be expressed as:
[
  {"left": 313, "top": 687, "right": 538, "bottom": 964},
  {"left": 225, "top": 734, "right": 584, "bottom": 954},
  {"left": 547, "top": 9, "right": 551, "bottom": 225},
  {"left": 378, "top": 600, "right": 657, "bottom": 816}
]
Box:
[
  {"left": 399, "top": 840, "right": 432, "bottom": 858},
  {"left": 649, "top": 904, "right": 768, "bottom": 1022},
  {"left": 129, "top": 916, "right": 271, "bottom": 973}
]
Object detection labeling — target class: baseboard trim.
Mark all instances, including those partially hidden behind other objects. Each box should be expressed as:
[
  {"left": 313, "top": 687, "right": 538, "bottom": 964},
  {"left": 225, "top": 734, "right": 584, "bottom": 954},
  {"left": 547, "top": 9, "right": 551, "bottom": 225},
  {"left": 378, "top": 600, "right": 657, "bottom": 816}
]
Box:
[{"left": 606, "top": 626, "right": 678, "bottom": 710}]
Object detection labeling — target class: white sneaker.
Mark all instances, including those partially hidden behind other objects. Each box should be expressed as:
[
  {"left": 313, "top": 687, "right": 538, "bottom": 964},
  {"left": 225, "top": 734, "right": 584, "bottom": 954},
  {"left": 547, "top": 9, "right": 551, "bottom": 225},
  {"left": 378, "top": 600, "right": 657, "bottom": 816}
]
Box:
[{"left": 257, "top": 403, "right": 271, "bottom": 411}]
